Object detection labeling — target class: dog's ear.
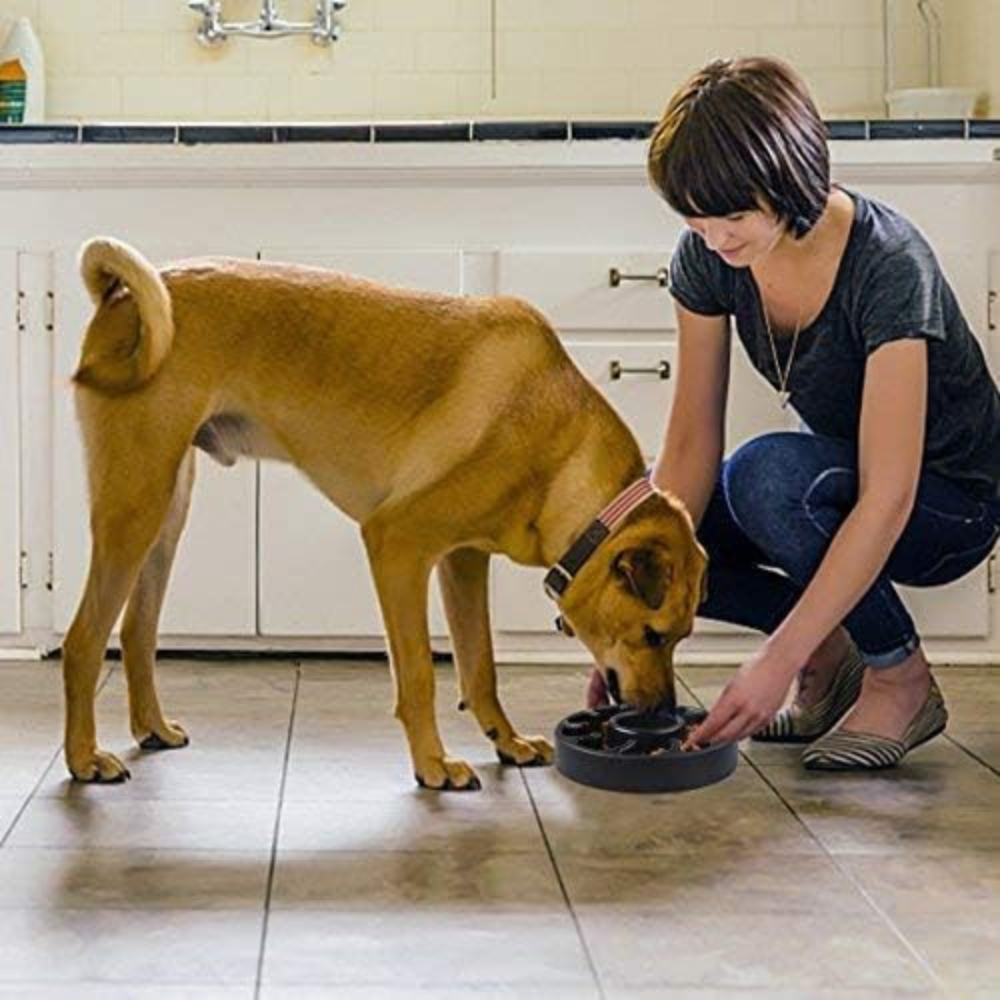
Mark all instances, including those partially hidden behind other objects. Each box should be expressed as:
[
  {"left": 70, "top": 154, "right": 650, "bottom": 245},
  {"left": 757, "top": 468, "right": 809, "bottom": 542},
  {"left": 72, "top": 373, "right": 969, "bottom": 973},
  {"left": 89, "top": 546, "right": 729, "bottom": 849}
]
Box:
[{"left": 614, "top": 547, "right": 671, "bottom": 610}]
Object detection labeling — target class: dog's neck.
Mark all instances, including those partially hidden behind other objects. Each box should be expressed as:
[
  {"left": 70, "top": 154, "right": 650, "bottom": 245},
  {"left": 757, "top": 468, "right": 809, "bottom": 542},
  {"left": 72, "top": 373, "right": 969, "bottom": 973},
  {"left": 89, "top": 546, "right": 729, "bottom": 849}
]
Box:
[{"left": 531, "top": 454, "right": 646, "bottom": 568}]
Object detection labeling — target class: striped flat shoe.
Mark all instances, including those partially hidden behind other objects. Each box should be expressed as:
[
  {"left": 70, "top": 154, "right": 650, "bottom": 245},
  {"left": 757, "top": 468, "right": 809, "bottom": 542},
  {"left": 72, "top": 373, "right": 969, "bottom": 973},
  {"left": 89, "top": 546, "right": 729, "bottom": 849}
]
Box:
[
  {"left": 802, "top": 678, "right": 948, "bottom": 771},
  {"left": 752, "top": 643, "right": 866, "bottom": 744}
]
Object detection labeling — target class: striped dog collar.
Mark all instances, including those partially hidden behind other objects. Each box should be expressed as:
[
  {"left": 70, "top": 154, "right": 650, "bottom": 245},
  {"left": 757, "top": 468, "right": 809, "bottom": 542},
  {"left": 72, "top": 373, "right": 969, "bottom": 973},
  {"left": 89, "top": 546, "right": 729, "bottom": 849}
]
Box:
[{"left": 543, "top": 474, "right": 657, "bottom": 601}]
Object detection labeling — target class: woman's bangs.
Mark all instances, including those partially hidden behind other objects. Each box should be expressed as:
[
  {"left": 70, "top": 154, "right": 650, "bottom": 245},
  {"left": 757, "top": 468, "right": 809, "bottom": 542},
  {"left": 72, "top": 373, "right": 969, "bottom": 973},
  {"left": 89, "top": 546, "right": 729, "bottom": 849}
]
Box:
[{"left": 662, "top": 129, "right": 757, "bottom": 219}]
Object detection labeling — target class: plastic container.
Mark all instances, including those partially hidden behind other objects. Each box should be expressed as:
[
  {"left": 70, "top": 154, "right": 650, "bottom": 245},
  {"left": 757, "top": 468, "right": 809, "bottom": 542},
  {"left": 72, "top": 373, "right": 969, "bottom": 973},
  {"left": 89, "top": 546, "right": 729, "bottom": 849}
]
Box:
[
  {"left": 886, "top": 87, "right": 977, "bottom": 120},
  {"left": 0, "top": 17, "right": 45, "bottom": 123}
]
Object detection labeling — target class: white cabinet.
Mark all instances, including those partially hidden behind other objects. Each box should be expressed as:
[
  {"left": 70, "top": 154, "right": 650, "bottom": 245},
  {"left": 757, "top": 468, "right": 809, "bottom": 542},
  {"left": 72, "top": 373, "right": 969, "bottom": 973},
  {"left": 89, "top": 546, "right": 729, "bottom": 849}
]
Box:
[
  {"left": 255, "top": 249, "right": 461, "bottom": 641},
  {"left": 0, "top": 249, "right": 20, "bottom": 635},
  {"left": 51, "top": 245, "right": 258, "bottom": 639}
]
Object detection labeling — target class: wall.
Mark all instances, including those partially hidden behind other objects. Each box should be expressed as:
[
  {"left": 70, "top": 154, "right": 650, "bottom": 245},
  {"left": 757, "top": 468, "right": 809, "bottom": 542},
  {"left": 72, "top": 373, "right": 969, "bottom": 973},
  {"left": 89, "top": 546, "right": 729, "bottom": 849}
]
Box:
[{"left": 2, "top": 0, "right": 993, "bottom": 122}]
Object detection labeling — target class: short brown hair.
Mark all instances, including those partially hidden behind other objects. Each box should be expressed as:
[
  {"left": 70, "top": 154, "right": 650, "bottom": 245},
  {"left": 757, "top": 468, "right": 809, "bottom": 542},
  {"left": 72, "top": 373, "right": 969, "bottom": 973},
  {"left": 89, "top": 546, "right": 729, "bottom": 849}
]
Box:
[{"left": 647, "top": 57, "right": 830, "bottom": 239}]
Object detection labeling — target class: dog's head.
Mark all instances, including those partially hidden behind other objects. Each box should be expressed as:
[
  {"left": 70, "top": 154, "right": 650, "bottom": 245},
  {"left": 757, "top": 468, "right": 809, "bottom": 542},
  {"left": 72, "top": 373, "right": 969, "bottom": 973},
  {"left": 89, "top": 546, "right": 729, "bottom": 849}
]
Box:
[{"left": 558, "top": 493, "right": 707, "bottom": 710}]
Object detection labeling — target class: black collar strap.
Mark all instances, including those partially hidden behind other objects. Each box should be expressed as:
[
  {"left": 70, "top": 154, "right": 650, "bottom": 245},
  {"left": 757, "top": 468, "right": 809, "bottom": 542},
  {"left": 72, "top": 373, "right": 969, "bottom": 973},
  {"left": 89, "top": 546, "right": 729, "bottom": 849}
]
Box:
[{"left": 543, "top": 474, "right": 657, "bottom": 602}]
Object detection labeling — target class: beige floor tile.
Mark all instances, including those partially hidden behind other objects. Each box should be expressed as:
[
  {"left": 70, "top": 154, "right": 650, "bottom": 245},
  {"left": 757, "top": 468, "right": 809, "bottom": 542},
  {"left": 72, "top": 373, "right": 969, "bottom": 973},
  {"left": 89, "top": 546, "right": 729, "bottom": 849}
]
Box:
[
  {"left": 0, "top": 797, "right": 26, "bottom": 840},
  {"left": 0, "top": 988, "right": 253, "bottom": 999},
  {"left": 261, "top": 988, "right": 598, "bottom": 999},
  {"left": 262, "top": 910, "right": 593, "bottom": 988},
  {"left": 603, "top": 989, "right": 944, "bottom": 999},
  {"left": 893, "top": 914, "right": 1000, "bottom": 991},
  {"left": 836, "top": 851, "right": 1000, "bottom": 990},
  {"left": 528, "top": 766, "right": 822, "bottom": 859},
  {"left": 577, "top": 910, "right": 936, "bottom": 991},
  {"left": 949, "top": 731, "right": 1000, "bottom": 772},
  {"left": 0, "top": 909, "right": 262, "bottom": 985},
  {"left": 283, "top": 754, "right": 531, "bottom": 803},
  {"left": 935, "top": 668, "right": 1000, "bottom": 734},
  {"left": 0, "top": 750, "right": 58, "bottom": 799},
  {"left": 0, "top": 847, "right": 269, "bottom": 909},
  {"left": 759, "top": 742, "right": 1000, "bottom": 855},
  {"left": 6, "top": 797, "right": 278, "bottom": 852},
  {"left": 556, "top": 851, "right": 873, "bottom": 918},
  {"left": 271, "top": 849, "right": 563, "bottom": 911},
  {"left": 277, "top": 796, "right": 545, "bottom": 853},
  {"left": 35, "top": 747, "right": 286, "bottom": 803}
]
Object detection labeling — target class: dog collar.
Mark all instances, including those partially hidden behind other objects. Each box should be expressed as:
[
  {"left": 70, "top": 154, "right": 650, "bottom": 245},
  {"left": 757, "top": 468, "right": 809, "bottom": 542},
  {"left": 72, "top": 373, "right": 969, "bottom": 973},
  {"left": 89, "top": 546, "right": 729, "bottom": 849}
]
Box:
[{"left": 543, "top": 474, "right": 657, "bottom": 602}]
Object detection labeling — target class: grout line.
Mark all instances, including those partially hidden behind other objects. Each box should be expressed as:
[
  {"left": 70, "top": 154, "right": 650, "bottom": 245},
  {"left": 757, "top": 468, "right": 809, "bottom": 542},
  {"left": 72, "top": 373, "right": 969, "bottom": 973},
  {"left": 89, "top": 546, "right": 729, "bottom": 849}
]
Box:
[
  {"left": 0, "top": 664, "right": 117, "bottom": 848},
  {"left": 253, "top": 662, "right": 302, "bottom": 1000},
  {"left": 520, "top": 768, "right": 606, "bottom": 1000},
  {"left": 944, "top": 733, "right": 1000, "bottom": 778}
]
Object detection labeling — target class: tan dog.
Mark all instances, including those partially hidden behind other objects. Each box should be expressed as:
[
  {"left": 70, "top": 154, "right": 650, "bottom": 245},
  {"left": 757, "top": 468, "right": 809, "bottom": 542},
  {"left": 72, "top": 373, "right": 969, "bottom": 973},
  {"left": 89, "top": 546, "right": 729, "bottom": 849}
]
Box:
[{"left": 63, "top": 237, "right": 707, "bottom": 790}]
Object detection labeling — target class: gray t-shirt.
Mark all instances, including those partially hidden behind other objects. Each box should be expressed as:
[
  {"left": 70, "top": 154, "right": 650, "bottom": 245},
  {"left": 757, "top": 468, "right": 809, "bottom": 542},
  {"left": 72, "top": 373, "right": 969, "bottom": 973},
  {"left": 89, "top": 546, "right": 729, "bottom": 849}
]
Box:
[{"left": 669, "top": 188, "right": 1000, "bottom": 501}]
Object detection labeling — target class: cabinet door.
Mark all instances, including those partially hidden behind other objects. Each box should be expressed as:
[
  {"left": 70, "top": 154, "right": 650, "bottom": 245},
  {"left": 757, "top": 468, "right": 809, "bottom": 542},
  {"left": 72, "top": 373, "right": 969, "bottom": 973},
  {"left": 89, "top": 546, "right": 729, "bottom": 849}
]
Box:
[
  {"left": 0, "top": 249, "right": 20, "bottom": 635},
  {"left": 256, "top": 250, "right": 460, "bottom": 639},
  {"left": 52, "top": 245, "right": 258, "bottom": 638}
]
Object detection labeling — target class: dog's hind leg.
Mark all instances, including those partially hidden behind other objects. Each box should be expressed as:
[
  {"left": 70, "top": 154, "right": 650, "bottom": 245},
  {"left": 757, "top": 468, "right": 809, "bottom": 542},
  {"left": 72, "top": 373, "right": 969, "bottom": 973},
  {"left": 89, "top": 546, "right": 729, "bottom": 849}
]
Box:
[
  {"left": 437, "top": 547, "right": 553, "bottom": 768},
  {"left": 362, "top": 521, "right": 481, "bottom": 792},
  {"left": 63, "top": 456, "right": 186, "bottom": 783},
  {"left": 120, "top": 448, "right": 196, "bottom": 753}
]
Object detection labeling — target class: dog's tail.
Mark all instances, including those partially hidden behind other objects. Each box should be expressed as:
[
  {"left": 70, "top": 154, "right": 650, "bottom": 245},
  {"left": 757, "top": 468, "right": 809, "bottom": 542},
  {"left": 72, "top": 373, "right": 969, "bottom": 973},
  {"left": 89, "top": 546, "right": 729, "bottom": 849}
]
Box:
[{"left": 74, "top": 237, "right": 174, "bottom": 393}]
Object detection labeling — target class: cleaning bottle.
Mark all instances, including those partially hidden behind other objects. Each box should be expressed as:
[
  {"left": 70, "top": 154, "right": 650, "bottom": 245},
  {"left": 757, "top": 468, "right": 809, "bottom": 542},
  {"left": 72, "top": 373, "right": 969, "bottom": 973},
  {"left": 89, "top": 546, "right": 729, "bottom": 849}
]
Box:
[{"left": 0, "top": 17, "right": 45, "bottom": 123}]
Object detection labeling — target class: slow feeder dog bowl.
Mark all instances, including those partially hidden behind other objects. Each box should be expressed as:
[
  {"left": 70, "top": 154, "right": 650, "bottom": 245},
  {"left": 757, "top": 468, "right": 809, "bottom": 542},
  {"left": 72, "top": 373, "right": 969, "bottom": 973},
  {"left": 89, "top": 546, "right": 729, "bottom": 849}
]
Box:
[{"left": 555, "top": 703, "right": 738, "bottom": 793}]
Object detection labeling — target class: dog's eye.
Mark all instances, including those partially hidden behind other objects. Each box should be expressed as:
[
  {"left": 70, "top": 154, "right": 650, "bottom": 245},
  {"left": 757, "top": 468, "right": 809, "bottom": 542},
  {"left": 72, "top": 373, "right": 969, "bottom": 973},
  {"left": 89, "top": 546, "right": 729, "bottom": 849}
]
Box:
[{"left": 644, "top": 626, "right": 668, "bottom": 648}]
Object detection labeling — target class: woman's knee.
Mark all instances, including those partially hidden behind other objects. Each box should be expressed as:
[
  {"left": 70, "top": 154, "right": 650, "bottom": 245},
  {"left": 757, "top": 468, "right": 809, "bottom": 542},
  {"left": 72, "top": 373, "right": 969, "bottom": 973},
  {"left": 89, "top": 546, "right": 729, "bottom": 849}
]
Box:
[{"left": 722, "top": 432, "right": 856, "bottom": 540}]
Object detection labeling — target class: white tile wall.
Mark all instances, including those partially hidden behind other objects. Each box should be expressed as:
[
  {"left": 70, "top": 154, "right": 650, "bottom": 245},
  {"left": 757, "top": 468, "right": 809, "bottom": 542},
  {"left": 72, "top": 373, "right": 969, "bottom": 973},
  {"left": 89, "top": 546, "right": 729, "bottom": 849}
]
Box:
[{"left": 10, "top": 0, "right": 993, "bottom": 122}]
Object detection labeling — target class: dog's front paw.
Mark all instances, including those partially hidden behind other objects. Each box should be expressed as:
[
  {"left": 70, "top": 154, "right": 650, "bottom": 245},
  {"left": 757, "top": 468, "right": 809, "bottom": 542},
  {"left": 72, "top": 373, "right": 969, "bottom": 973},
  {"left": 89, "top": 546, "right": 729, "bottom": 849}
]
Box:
[
  {"left": 136, "top": 719, "right": 190, "bottom": 752},
  {"left": 414, "top": 756, "right": 482, "bottom": 791},
  {"left": 68, "top": 749, "right": 131, "bottom": 784},
  {"left": 495, "top": 734, "right": 554, "bottom": 768}
]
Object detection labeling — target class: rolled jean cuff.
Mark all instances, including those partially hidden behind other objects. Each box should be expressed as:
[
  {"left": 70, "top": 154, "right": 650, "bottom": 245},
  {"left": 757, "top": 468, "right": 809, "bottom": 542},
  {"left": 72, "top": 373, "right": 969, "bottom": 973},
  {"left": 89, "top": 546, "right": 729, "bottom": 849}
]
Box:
[{"left": 860, "top": 635, "right": 921, "bottom": 670}]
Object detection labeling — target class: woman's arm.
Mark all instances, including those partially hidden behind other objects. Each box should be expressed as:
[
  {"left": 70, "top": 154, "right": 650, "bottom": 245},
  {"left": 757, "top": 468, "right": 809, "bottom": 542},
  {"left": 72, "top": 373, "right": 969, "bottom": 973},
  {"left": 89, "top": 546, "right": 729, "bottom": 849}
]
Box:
[
  {"left": 692, "top": 337, "right": 929, "bottom": 745},
  {"left": 651, "top": 303, "right": 731, "bottom": 527}
]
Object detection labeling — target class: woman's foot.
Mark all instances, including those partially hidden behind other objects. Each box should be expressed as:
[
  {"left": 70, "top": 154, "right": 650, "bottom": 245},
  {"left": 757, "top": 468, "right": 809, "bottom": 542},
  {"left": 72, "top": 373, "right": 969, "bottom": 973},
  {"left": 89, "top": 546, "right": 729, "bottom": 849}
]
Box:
[
  {"left": 834, "top": 647, "right": 931, "bottom": 741},
  {"left": 803, "top": 650, "right": 947, "bottom": 771},
  {"left": 793, "top": 626, "right": 853, "bottom": 709},
  {"left": 753, "top": 630, "right": 864, "bottom": 743}
]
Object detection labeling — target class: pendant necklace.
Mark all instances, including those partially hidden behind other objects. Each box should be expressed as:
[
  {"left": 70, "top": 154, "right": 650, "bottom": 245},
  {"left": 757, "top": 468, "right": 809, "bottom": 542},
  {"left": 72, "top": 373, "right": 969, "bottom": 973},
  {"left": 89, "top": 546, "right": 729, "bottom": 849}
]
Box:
[{"left": 761, "top": 295, "right": 805, "bottom": 410}]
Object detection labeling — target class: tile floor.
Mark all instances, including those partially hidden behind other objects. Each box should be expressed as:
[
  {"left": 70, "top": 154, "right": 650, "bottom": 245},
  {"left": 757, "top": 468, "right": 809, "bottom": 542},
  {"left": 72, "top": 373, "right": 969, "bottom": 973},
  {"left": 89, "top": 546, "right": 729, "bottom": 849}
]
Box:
[{"left": 0, "top": 656, "right": 997, "bottom": 999}]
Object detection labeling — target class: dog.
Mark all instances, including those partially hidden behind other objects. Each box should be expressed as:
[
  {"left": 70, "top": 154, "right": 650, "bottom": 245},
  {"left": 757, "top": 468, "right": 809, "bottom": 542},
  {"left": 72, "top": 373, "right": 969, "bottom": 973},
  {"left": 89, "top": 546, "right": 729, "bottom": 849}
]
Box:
[{"left": 62, "top": 237, "right": 707, "bottom": 790}]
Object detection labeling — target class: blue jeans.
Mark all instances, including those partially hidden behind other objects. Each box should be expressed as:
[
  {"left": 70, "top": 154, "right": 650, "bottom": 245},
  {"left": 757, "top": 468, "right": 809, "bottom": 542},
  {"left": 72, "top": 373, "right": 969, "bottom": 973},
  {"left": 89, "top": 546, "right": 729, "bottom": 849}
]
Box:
[{"left": 697, "top": 432, "right": 1000, "bottom": 668}]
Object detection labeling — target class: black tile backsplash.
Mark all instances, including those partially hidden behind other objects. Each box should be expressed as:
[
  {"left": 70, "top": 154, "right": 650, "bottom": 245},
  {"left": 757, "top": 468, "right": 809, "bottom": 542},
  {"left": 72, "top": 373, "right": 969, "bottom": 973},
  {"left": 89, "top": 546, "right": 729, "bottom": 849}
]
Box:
[
  {"left": 1, "top": 119, "right": 997, "bottom": 145},
  {"left": 82, "top": 125, "right": 177, "bottom": 144},
  {"left": 869, "top": 119, "right": 966, "bottom": 139},
  {"left": 373, "top": 122, "right": 471, "bottom": 142},
  {"left": 472, "top": 121, "right": 568, "bottom": 141},
  {"left": 571, "top": 121, "right": 655, "bottom": 140},
  {"left": 179, "top": 125, "right": 277, "bottom": 144},
  {"left": 0, "top": 124, "right": 80, "bottom": 143}
]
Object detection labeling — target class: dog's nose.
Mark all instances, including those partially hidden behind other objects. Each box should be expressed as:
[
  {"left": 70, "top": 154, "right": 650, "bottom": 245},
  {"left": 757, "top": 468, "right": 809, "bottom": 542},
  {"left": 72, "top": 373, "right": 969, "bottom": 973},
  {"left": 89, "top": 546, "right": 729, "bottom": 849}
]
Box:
[{"left": 656, "top": 688, "right": 677, "bottom": 713}]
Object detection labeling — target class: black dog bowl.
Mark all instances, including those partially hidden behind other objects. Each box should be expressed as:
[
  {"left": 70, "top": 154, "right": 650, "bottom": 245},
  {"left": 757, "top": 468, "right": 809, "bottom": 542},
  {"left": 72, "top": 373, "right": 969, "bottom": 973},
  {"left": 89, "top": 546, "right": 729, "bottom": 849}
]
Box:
[{"left": 555, "top": 704, "right": 738, "bottom": 793}]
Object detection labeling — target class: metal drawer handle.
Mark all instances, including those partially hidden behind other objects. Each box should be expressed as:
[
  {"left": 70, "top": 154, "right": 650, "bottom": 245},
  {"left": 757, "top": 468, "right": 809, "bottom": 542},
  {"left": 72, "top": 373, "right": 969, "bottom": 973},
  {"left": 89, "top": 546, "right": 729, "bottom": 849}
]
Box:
[
  {"left": 609, "top": 266, "right": 668, "bottom": 288},
  {"left": 609, "top": 360, "right": 671, "bottom": 381}
]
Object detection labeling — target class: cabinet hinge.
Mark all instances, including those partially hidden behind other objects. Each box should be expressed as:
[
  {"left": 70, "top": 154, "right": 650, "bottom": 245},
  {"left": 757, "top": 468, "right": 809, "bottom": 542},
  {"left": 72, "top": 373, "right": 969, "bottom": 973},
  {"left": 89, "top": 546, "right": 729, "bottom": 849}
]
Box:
[
  {"left": 15, "top": 288, "right": 55, "bottom": 335},
  {"left": 47, "top": 551, "right": 54, "bottom": 591},
  {"left": 989, "top": 289, "right": 997, "bottom": 332},
  {"left": 19, "top": 551, "right": 28, "bottom": 591},
  {"left": 989, "top": 554, "right": 997, "bottom": 595}
]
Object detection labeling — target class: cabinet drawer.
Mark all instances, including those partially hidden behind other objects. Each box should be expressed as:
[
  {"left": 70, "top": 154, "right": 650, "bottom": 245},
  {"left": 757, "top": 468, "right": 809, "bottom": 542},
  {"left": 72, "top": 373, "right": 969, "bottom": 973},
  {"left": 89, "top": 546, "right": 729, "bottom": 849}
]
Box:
[
  {"left": 497, "top": 250, "right": 674, "bottom": 331},
  {"left": 564, "top": 341, "right": 676, "bottom": 460}
]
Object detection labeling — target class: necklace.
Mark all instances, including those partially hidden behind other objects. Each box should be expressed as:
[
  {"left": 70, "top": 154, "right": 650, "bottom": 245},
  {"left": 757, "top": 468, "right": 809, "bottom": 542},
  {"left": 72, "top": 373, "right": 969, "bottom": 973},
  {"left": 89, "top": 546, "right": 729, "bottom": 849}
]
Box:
[{"left": 761, "top": 296, "right": 804, "bottom": 409}]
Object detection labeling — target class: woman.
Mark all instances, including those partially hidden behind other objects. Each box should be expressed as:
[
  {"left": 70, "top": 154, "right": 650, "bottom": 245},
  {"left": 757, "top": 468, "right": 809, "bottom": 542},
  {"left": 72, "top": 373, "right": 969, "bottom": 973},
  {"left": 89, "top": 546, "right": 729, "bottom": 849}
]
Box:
[{"left": 644, "top": 56, "right": 999, "bottom": 769}]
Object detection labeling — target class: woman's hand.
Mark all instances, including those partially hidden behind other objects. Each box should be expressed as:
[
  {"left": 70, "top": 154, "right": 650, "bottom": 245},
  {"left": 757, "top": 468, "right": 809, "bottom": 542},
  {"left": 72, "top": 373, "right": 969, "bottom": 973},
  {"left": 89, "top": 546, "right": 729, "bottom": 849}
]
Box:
[{"left": 687, "top": 647, "right": 798, "bottom": 746}]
